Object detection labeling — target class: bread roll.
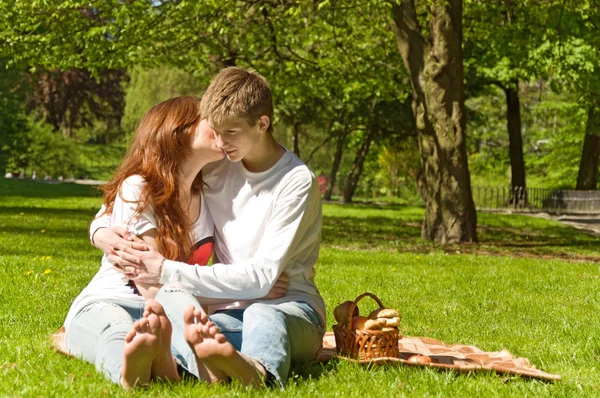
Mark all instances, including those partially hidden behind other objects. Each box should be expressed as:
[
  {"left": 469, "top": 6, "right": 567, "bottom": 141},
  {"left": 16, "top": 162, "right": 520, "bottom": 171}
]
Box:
[
  {"left": 351, "top": 316, "right": 386, "bottom": 330},
  {"left": 407, "top": 355, "right": 432, "bottom": 364},
  {"left": 333, "top": 301, "right": 359, "bottom": 324},
  {"left": 368, "top": 308, "right": 400, "bottom": 319},
  {"left": 383, "top": 317, "right": 400, "bottom": 327}
]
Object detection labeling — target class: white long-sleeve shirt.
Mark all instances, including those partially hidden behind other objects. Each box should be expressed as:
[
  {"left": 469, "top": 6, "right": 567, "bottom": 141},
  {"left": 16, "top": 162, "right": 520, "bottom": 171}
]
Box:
[{"left": 90, "top": 150, "right": 326, "bottom": 323}]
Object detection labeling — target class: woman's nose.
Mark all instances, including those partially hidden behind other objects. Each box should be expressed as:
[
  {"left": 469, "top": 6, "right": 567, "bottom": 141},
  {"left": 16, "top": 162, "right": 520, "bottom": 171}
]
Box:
[{"left": 212, "top": 130, "right": 223, "bottom": 147}]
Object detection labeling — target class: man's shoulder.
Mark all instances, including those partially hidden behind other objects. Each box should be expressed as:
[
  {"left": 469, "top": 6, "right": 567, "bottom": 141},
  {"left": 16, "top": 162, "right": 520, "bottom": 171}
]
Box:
[
  {"left": 275, "top": 153, "right": 318, "bottom": 198},
  {"left": 203, "top": 158, "right": 231, "bottom": 179}
]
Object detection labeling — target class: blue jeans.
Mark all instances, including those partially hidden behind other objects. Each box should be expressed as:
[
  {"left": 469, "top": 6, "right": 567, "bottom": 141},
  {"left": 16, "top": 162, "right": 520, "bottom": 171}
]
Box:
[
  {"left": 155, "top": 286, "right": 325, "bottom": 388},
  {"left": 65, "top": 299, "right": 146, "bottom": 384}
]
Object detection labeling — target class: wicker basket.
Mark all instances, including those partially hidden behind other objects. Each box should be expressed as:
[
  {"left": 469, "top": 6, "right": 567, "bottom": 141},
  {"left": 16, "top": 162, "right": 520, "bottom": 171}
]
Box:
[{"left": 333, "top": 292, "right": 400, "bottom": 360}]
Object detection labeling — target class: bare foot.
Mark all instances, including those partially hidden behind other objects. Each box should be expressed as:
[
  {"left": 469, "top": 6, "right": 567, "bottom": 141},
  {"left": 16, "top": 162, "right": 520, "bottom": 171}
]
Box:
[
  {"left": 182, "top": 305, "right": 228, "bottom": 383},
  {"left": 121, "top": 314, "right": 161, "bottom": 389},
  {"left": 183, "top": 305, "right": 267, "bottom": 388},
  {"left": 144, "top": 299, "right": 180, "bottom": 383}
]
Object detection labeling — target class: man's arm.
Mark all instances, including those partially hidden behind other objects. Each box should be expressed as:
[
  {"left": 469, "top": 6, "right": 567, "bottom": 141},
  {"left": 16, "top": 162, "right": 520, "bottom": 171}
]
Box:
[
  {"left": 128, "top": 172, "right": 321, "bottom": 300},
  {"left": 90, "top": 206, "right": 148, "bottom": 255}
]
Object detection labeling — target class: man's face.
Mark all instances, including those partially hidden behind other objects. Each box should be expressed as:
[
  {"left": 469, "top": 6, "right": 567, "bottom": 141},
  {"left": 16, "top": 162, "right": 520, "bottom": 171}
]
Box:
[{"left": 208, "top": 117, "right": 266, "bottom": 162}]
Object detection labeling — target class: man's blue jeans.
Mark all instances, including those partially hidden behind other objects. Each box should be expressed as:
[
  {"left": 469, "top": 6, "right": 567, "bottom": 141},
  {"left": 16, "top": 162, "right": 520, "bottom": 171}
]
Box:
[{"left": 155, "top": 286, "right": 325, "bottom": 388}]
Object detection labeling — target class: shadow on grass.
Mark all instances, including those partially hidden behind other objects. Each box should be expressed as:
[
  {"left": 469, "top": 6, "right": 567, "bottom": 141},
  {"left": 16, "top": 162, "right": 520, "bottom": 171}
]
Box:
[
  {"left": 0, "top": 179, "right": 102, "bottom": 198},
  {"left": 0, "top": 206, "right": 98, "bottom": 218},
  {"left": 322, "top": 216, "right": 422, "bottom": 248}
]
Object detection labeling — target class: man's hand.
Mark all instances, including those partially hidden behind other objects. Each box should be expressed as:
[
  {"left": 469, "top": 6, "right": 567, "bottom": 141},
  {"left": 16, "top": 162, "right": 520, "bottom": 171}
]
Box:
[
  {"left": 263, "top": 272, "right": 289, "bottom": 300},
  {"left": 111, "top": 237, "right": 165, "bottom": 284},
  {"left": 93, "top": 226, "right": 148, "bottom": 256}
]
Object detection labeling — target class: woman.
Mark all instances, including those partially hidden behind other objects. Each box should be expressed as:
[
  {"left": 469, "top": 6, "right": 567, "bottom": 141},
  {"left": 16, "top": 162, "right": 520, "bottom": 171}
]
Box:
[{"left": 62, "top": 96, "right": 285, "bottom": 389}]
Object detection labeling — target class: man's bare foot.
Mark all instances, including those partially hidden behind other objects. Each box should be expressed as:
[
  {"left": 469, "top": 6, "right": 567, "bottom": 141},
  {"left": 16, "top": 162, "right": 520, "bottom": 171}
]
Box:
[
  {"left": 121, "top": 314, "right": 161, "bottom": 390},
  {"left": 182, "top": 306, "right": 228, "bottom": 383},
  {"left": 144, "top": 299, "right": 180, "bottom": 383},
  {"left": 183, "top": 305, "right": 267, "bottom": 388}
]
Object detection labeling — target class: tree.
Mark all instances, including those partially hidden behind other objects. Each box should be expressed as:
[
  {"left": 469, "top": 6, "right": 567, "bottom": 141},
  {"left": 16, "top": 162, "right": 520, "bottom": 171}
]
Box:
[
  {"left": 0, "top": 61, "right": 28, "bottom": 173},
  {"left": 390, "top": 0, "right": 477, "bottom": 243},
  {"left": 463, "top": 0, "right": 548, "bottom": 193},
  {"left": 27, "top": 68, "right": 127, "bottom": 142},
  {"left": 576, "top": 101, "right": 600, "bottom": 189},
  {"left": 535, "top": 2, "right": 600, "bottom": 189}
]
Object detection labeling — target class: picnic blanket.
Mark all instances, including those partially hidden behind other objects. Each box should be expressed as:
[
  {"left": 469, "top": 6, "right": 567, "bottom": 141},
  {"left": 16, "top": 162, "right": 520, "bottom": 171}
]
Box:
[
  {"left": 50, "top": 328, "right": 560, "bottom": 381},
  {"left": 317, "top": 332, "right": 561, "bottom": 381}
]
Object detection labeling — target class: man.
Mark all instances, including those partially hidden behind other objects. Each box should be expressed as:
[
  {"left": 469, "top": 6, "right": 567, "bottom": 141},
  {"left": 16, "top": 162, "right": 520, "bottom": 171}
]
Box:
[{"left": 90, "top": 67, "right": 325, "bottom": 388}]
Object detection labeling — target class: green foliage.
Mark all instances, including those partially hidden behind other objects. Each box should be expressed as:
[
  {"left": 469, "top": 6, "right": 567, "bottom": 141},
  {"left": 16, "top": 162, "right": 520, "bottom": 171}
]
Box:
[
  {"left": 0, "top": 63, "right": 28, "bottom": 173},
  {"left": 467, "top": 85, "right": 588, "bottom": 189},
  {"left": 121, "top": 66, "right": 208, "bottom": 135},
  {"left": 3, "top": 117, "right": 78, "bottom": 178}
]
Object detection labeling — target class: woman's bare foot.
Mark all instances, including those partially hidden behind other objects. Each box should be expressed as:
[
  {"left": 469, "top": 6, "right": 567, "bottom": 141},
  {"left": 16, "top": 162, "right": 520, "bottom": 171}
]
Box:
[
  {"left": 182, "top": 305, "right": 267, "bottom": 388},
  {"left": 144, "top": 299, "right": 180, "bottom": 383},
  {"left": 121, "top": 314, "right": 161, "bottom": 390}
]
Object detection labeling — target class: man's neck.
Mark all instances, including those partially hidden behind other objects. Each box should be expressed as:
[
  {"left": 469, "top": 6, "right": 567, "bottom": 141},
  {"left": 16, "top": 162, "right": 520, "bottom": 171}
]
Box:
[{"left": 242, "top": 134, "right": 286, "bottom": 173}]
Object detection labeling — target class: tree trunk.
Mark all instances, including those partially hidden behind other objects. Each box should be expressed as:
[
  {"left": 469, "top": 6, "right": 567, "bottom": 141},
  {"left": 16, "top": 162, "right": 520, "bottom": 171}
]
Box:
[
  {"left": 104, "top": 121, "right": 111, "bottom": 145},
  {"left": 391, "top": 0, "right": 477, "bottom": 243},
  {"left": 324, "top": 133, "right": 346, "bottom": 201},
  {"left": 343, "top": 123, "right": 378, "bottom": 203},
  {"left": 292, "top": 122, "right": 301, "bottom": 157},
  {"left": 576, "top": 104, "right": 600, "bottom": 190},
  {"left": 504, "top": 84, "right": 526, "bottom": 191}
]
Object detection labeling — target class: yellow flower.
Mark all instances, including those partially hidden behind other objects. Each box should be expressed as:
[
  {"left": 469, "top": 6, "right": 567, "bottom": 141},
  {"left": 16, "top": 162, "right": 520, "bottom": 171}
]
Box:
[
  {"left": 40, "top": 230, "right": 46, "bottom": 233},
  {"left": 26, "top": 271, "right": 33, "bottom": 276},
  {"left": 44, "top": 269, "right": 52, "bottom": 274},
  {"left": 39, "top": 256, "right": 45, "bottom": 260},
  {"left": 45, "top": 256, "right": 52, "bottom": 261},
  {"left": 19, "top": 212, "right": 24, "bottom": 215}
]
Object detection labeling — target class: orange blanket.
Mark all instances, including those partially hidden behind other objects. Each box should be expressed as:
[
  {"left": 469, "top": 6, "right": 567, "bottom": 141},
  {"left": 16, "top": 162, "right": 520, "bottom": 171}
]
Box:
[
  {"left": 317, "top": 332, "right": 560, "bottom": 381},
  {"left": 51, "top": 328, "right": 560, "bottom": 381}
]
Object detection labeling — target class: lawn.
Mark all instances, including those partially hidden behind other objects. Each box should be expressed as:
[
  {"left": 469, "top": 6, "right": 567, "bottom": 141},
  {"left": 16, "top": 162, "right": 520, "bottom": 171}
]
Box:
[{"left": 1, "top": 178, "right": 599, "bottom": 397}]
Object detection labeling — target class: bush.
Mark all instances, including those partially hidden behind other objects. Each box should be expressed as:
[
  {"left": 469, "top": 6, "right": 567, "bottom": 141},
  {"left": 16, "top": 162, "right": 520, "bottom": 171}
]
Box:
[{"left": 3, "top": 117, "right": 78, "bottom": 179}]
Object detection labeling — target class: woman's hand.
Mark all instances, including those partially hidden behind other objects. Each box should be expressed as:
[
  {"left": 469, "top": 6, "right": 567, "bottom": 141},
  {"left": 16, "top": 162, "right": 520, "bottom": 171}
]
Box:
[
  {"left": 93, "top": 226, "right": 148, "bottom": 255},
  {"left": 263, "top": 272, "right": 289, "bottom": 299}
]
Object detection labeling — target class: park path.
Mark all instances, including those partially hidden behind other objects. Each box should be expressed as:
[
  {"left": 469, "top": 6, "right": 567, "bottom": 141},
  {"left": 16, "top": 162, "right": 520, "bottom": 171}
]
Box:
[{"left": 526, "top": 213, "right": 600, "bottom": 235}]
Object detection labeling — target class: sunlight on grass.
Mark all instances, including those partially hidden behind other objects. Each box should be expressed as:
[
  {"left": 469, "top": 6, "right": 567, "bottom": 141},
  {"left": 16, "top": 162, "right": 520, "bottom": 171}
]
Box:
[{"left": 1, "top": 179, "right": 599, "bottom": 396}]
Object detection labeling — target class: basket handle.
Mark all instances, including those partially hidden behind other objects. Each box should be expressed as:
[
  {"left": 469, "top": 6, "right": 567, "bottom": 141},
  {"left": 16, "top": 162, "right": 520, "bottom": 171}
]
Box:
[{"left": 346, "top": 292, "right": 385, "bottom": 331}]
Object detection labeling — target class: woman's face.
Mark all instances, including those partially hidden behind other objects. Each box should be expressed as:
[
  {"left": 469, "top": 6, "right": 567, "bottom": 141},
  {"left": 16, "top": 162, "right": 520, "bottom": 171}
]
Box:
[{"left": 190, "top": 119, "right": 225, "bottom": 163}]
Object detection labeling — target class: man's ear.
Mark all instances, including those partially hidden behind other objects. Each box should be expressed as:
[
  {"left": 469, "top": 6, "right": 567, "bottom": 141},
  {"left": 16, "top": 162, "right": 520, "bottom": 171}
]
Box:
[{"left": 258, "top": 115, "right": 270, "bottom": 132}]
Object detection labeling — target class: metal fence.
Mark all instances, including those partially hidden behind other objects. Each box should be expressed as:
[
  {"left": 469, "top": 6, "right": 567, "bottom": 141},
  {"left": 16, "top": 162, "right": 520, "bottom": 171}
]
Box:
[
  {"left": 4, "top": 158, "right": 118, "bottom": 182},
  {"left": 474, "top": 186, "right": 600, "bottom": 214}
]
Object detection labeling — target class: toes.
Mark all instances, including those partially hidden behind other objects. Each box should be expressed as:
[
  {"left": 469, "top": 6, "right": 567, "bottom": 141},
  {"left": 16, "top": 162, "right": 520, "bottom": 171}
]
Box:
[
  {"left": 124, "top": 328, "right": 137, "bottom": 344},
  {"left": 215, "top": 334, "right": 228, "bottom": 344},
  {"left": 132, "top": 319, "right": 144, "bottom": 333},
  {"left": 183, "top": 305, "right": 196, "bottom": 325},
  {"left": 208, "top": 325, "right": 220, "bottom": 336},
  {"left": 148, "top": 314, "right": 161, "bottom": 334},
  {"left": 146, "top": 299, "right": 166, "bottom": 316}
]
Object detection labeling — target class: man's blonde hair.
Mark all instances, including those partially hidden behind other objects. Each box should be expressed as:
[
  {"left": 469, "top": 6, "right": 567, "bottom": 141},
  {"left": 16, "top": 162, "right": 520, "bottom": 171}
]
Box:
[{"left": 200, "top": 67, "right": 274, "bottom": 133}]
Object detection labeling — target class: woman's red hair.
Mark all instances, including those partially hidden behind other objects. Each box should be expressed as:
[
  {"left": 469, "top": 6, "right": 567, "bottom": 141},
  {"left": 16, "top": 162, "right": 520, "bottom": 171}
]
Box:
[{"left": 101, "top": 96, "right": 203, "bottom": 262}]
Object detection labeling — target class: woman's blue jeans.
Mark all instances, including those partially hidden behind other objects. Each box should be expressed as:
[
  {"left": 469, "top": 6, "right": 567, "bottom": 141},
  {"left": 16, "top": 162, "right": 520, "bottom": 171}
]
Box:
[
  {"left": 65, "top": 299, "right": 145, "bottom": 384},
  {"left": 155, "top": 286, "right": 325, "bottom": 388}
]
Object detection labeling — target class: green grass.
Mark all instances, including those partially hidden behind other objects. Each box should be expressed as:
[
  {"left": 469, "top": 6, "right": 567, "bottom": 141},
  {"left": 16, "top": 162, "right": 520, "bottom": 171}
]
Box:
[{"left": 1, "top": 178, "right": 600, "bottom": 397}]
